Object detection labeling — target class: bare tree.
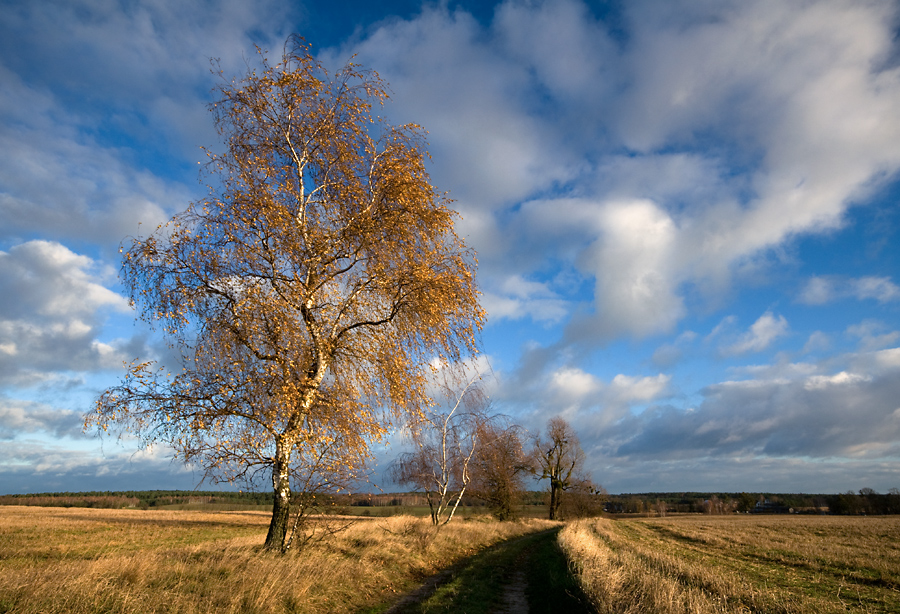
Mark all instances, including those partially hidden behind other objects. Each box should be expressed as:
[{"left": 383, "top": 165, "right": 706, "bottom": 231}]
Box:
[
  {"left": 655, "top": 499, "right": 667, "bottom": 517},
  {"left": 560, "top": 477, "right": 607, "bottom": 519},
  {"left": 389, "top": 371, "right": 487, "bottom": 525},
  {"left": 469, "top": 417, "right": 532, "bottom": 520},
  {"left": 86, "top": 36, "right": 484, "bottom": 552},
  {"left": 534, "top": 417, "right": 585, "bottom": 520}
]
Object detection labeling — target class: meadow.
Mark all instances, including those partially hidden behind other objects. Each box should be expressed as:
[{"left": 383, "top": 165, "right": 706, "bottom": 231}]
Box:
[
  {"left": 560, "top": 514, "right": 900, "bottom": 613},
  {"left": 4, "top": 506, "right": 900, "bottom": 613},
  {"left": 0, "top": 505, "right": 555, "bottom": 613}
]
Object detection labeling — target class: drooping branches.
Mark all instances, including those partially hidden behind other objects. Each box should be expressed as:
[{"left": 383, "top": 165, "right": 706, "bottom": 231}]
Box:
[
  {"left": 389, "top": 369, "right": 489, "bottom": 525},
  {"left": 87, "top": 36, "right": 484, "bottom": 552}
]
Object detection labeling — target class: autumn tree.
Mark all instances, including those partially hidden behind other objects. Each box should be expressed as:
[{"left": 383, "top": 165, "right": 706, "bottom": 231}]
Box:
[
  {"left": 534, "top": 416, "right": 585, "bottom": 520},
  {"left": 469, "top": 417, "right": 532, "bottom": 520},
  {"left": 86, "top": 36, "right": 484, "bottom": 552},
  {"left": 389, "top": 370, "right": 487, "bottom": 525}
]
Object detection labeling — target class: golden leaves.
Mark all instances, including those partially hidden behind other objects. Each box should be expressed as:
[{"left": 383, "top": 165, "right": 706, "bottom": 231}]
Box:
[{"left": 92, "top": 38, "right": 483, "bottom": 547}]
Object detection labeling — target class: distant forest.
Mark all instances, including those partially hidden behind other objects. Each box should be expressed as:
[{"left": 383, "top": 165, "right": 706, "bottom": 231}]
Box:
[
  {"left": 605, "top": 488, "right": 900, "bottom": 515},
  {"left": 1, "top": 488, "right": 899, "bottom": 515}
]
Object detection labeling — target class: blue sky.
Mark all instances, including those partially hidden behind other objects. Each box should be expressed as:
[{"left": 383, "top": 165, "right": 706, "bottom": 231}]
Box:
[{"left": 2, "top": 0, "right": 900, "bottom": 495}]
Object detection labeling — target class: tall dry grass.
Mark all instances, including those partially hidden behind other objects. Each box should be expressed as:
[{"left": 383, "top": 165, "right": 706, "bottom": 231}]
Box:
[
  {"left": 0, "top": 506, "right": 554, "bottom": 613},
  {"left": 559, "top": 515, "right": 900, "bottom": 614}
]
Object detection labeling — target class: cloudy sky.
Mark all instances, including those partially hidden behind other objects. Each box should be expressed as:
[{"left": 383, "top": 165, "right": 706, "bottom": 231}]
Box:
[{"left": 2, "top": 0, "right": 899, "bottom": 495}]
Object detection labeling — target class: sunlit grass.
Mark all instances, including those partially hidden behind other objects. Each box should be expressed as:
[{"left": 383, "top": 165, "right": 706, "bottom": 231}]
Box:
[
  {"left": 560, "top": 515, "right": 900, "bottom": 613},
  {"left": 0, "top": 506, "right": 553, "bottom": 614}
]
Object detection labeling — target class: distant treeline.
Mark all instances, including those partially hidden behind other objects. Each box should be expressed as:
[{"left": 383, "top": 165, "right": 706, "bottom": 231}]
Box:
[
  {"left": 3, "top": 488, "right": 899, "bottom": 515},
  {"left": 0, "top": 489, "right": 548, "bottom": 511},
  {"left": 0, "top": 490, "right": 273, "bottom": 509},
  {"left": 605, "top": 488, "right": 900, "bottom": 515}
]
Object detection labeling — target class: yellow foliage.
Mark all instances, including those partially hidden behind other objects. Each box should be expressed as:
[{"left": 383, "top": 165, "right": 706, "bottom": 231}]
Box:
[{"left": 86, "top": 36, "right": 484, "bottom": 551}]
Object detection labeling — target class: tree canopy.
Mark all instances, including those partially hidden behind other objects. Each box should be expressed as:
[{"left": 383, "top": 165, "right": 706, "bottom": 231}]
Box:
[{"left": 87, "top": 36, "right": 484, "bottom": 551}]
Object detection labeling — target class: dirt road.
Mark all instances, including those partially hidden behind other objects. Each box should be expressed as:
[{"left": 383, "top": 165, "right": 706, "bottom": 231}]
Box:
[{"left": 384, "top": 527, "right": 594, "bottom": 614}]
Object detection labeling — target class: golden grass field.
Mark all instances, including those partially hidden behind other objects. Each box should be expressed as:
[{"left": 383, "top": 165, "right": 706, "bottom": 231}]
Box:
[
  {"left": 559, "top": 514, "right": 900, "bottom": 613},
  {"left": 0, "top": 505, "right": 555, "bottom": 613}
]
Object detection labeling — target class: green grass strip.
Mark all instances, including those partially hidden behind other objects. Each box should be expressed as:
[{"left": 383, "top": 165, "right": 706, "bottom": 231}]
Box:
[{"left": 387, "top": 528, "right": 592, "bottom": 614}]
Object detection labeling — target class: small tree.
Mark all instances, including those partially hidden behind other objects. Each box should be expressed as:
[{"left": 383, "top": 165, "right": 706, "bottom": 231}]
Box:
[
  {"left": 534, "top": 416, "right": 585, "bottom": 520},
  {"left": 86, "top": 36, "right": 484, "bottom": 552},
  {"left": 389, "top": 371, "right": 487, "bottom": 525},
  {"left": 469, "top": 417, "right": 531, "bottom": 520},
  {"left": 559, "top": 477, "right": 607, "bottom": 519}
]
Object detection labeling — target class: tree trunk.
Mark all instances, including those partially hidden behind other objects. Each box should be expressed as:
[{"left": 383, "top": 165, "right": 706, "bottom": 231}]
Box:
[
  {"left": 264, "top": 455, "right": 292, "bottom": 551},
  {"left": 549, "top": 481, "right": 560, "bottom": 520}
]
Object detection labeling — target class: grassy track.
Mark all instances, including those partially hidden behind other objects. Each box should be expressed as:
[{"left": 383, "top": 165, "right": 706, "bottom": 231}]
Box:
[
  {"left": 560, "top": 515, "right": 900, "bottom": 613},
  {"left": 390, "top": 528, "right": 592, "bottom": 613}
]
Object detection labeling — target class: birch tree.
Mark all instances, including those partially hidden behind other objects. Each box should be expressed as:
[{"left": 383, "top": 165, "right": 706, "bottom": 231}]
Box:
[
  {"left": 86, "top": 36, "right": 484, "bottom": 552},
  {"left": 389, "top": 372, "right": 487, "bottom": 525}
]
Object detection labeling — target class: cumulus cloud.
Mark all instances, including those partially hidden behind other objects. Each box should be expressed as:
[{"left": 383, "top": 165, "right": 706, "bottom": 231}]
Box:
[
  {"left": 502, "top": 364, "right": 672, "bottom": 434},
  {"left": 0, "top": 240, "right": 134, "bottom": 385},
  {"left": 799, "top": 275, "right": 900, "bottom": 304},
  {"left": 722, "top": 311, "right": 789, "bottom": 356},
  {"left": 614, "top": 347, "right": 900, "bottom": 461},
  {"left": 845, "top": 320, "right": 900, "bottom": 353},
  {"left": 481, "top": 275, "right": 569, "bottom": 323},
  {"left": 334, "top": 0, "right": 900, "bottom": 344},
  {"left": 0, "top": 439, "right": 198, "bottom": 494},
  {"left": 0, "top": 398, "right": 86, "bottom": 440},
  {"left": 0, "top": 0, "right": 295, "bottom": 249}
]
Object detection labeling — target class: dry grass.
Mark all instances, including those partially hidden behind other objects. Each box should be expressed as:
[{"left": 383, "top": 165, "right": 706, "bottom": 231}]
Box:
[
  {"left": 0, "top": 506, "right": 555, "bottom": 613},
  {"left": 559, "top": 515, "right": 900, "bottom": 613}
]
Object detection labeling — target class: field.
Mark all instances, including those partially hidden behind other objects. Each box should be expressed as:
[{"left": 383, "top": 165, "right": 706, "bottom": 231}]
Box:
[
  {"left": 560, "top": 515, "right": 900, "bottom": 613},
  {"left": 4, "top": 506, "right": 900, "bottom": 613},
  {"left": 0, "top": 506, "right": 555, "bottom": 613}
]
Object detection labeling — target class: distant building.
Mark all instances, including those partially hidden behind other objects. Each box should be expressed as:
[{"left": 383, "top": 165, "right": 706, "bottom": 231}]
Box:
[{"left": 751, "top": 499, "right": 791, "bottom": 514}]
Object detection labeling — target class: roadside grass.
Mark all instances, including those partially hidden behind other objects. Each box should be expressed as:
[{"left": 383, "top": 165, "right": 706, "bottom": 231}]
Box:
[
  {"left": 0, "top": 506, "right": 554, "bottom": 614},
  {"left": 560, "top": 515, "right": 900, "bottom": 613}
]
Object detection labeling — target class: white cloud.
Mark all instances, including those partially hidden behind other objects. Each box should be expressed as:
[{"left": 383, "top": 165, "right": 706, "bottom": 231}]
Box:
[
  {"left": 574, "top": 200, "right": 684, "bottom": 338},
  {"left": 846, "top": 320, "right": 900, "bottom": 352},
  {"left": 614, "top": 345, "right": 900, "bottom": 462},
  {"left": 0, "top": 241, "right": 134, "bottom": 384},
  {"left": 346, "top": 0, "right": 900, "bottom": 342},
  {"left": 799, "top": 275, "right": 900, "bottom": 304},
  {"left": 0, "top": 398, "right": 86, "bottom": 440},
  {"left": 804, "top": 371, "right": 872, "bottom": 390},
  {"left": 481, "top": 275, "right": 569, "bottom": 323},
  {"left": 723, "top": 311, "right": 789, "bottom": 356},
  {"left": 610, "top": 374, "right": 672, "bottom": 404},
  {"left": 854, "top": 277, "right": 900, "bottom": 302},
  {"left": 550, "top": 367, "right": 601, "bottom": 399}
]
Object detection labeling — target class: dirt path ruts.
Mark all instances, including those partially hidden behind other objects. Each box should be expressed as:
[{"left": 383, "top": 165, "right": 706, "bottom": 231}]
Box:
[
  {"left": 496, "top": 546, "right": 531, "bottom": 613},
  {"left": 383, "top": 528, "right": 594, "bottom": 614},
  {"left": 383, "top": 531, "right": 544, "bottom": 614}
]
